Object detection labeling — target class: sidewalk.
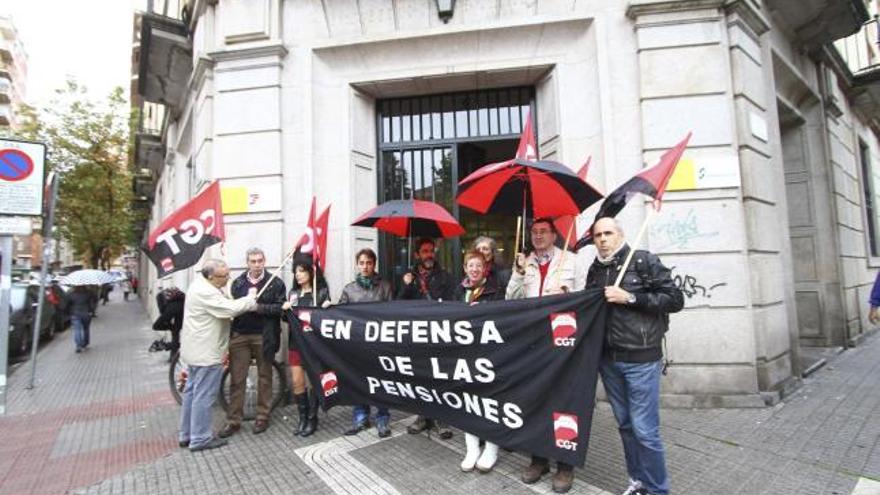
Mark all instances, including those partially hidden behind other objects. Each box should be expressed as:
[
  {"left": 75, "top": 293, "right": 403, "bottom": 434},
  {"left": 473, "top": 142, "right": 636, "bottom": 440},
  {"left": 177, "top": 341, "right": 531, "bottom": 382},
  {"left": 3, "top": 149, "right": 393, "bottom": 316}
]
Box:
[{"left": 1, "top": 293, "right": 880, "bottom": 494}]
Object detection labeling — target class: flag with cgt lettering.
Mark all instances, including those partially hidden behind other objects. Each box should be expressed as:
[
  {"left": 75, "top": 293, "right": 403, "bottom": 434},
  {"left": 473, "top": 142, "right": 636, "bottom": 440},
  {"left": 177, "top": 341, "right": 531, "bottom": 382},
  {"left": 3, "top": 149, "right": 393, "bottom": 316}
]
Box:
[
  {"left": 289, "top": 289, "right": 607, "bottom": 466},
  {"left": 143, "top": 181, "right": 225, "bottom": 277}
]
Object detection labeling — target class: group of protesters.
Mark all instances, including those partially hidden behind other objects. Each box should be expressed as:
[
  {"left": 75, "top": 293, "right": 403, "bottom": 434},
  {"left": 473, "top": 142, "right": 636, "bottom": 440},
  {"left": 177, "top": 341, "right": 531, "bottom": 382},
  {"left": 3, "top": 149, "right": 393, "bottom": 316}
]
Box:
[{"left": 173, "top": 216, "right": 683, "bottom": 495}]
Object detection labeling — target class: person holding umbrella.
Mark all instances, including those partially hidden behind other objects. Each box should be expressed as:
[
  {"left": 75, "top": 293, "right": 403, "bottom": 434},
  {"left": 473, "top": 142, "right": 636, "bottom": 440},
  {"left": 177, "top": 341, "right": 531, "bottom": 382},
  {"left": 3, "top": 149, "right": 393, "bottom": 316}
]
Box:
[
  {"left": 398, "top": 237, "right": 455, "bottom": 302},
  {"left": 68, "top": 285, "right": 97, "bottom": 353},
  {"left": 352, "top": 199, "right": 466, "bottom": 440},
  {"left": 453, "top": 250, "right": 504, "bottom": 472},
  {"left": 338, "top": 248, "right": 394, "bottom": 437},
  {"left": 399, "top": 237, "right": 456, "bottom": 439},
  {"left": 507, "top": 217, "right": 581, "bottom": 492}
]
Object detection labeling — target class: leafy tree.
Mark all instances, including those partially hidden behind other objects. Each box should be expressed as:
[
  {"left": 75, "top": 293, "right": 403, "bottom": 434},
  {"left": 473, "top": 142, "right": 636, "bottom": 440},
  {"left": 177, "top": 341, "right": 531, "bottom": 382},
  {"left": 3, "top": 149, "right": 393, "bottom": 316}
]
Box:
[{"left": 9, "top": 81, "right": 137, "bottom": 269}]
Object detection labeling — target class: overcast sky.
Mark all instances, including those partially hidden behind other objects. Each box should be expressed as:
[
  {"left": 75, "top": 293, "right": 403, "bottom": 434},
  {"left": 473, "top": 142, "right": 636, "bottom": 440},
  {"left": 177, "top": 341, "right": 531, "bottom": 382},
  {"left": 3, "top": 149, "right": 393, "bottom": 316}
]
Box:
[{"left": 2, "top": 0, "right": 138, "bottom": 108}]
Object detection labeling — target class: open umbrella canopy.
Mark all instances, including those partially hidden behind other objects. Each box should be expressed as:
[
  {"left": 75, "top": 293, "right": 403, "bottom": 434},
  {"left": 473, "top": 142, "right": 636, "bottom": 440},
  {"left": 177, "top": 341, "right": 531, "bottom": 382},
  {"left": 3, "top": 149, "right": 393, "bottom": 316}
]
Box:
[
  {"left": 352, "top": 199, "right": 465, "bottom": 238},
  {"left": 59, "top": 269, "right": 117, "bottom": 286},
  {"left": 456, "top": 158, "right": 603, "bottom": 218}
]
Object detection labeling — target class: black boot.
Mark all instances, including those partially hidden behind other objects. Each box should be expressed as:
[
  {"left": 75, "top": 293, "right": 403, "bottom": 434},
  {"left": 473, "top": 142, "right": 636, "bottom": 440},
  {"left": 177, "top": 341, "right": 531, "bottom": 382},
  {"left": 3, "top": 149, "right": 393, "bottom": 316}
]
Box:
[
  {"left": 294, "top": 393, "right": 308, "bottom": 436},
  {"left": 300, "top": 388, "right": 320, "bottom": 437}
]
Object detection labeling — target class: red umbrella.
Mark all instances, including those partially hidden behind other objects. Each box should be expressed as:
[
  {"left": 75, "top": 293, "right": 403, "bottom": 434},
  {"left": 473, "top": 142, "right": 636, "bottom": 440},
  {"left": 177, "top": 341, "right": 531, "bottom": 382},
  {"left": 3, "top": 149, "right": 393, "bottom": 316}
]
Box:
[
  {"left": 352, "top": 199, "right": 465, "bottom": 238},
  {"left": 456, "top": 158, "right": 603, "bottom": 219}
]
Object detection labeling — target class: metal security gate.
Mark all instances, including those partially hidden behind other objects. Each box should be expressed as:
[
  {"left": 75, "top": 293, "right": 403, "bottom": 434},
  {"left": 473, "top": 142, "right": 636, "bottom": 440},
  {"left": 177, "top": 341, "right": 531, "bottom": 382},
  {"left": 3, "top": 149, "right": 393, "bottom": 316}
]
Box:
[{"left": 376, "top": 87, "right": 534, "bottom": 289}]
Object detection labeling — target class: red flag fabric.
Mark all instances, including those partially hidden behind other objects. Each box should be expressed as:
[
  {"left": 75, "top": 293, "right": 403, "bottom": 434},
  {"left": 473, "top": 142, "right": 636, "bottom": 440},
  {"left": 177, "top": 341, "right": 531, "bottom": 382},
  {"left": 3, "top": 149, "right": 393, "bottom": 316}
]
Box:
[
  {"left": 516, "top": 111, "right": 538, "bottom": 161},
  {"left": 554, "top": 157, "right": 592, "bottom": 249},
  {"left": 573, "top": 133, "right": 692, "bottom": 250},
  {"left": 295, "top": 197, "right": 331, "bottom": 270},
  {"left": 143, "top": 180, "right": 225, "bottom": 277},
  {"left": 637, "top": 132, "right": 691, "bottom": 208},
  {"left": 295, "top": 197, "right": 317, "bottom": 254},
  {"left": 315, "top": 205, "right": 331, "bottom": 271}
]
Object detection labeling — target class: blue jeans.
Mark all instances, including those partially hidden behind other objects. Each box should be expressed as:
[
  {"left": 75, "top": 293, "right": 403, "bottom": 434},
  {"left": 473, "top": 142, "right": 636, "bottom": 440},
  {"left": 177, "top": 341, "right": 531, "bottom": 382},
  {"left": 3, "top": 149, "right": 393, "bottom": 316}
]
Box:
[
  {"left": 71, "top": 315, "right": 91, "bottom": 349},
  {"left": 599, "top": 359, "right": 668, "bottom": 495},
  {"left": 353, "top": 405, "right": 389, "bottom": 425},
  {"left": 179, "top": 364, "right": 224, "bottom": 448}
]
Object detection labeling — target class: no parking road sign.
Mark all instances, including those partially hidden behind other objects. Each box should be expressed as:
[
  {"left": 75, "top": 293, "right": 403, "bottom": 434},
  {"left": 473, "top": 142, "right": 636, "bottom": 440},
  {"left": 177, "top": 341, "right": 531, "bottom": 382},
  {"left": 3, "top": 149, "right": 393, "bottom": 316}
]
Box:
[{"left": 0, "top": 139, "right": 46, "bottom": 216}]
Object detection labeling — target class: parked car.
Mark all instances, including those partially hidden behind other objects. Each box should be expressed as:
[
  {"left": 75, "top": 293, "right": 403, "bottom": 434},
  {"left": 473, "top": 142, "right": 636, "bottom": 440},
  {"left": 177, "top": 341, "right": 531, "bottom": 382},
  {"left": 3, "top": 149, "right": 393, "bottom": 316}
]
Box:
[{"left": 7, "top": 283, "right": 58, "bottom": 356}]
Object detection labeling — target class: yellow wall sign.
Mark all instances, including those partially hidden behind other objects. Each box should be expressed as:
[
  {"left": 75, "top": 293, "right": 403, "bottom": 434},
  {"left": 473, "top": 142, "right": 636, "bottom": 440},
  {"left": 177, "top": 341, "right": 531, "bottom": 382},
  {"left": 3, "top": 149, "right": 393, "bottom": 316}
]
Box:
[{"left": 221, "top": 186, "right": 249, "bottom": 214}]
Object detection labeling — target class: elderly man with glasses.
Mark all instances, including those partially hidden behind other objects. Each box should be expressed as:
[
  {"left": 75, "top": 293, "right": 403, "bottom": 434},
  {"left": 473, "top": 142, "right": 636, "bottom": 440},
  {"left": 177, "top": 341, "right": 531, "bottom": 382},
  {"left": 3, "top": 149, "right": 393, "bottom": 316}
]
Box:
[{"left": 178, "top": 259, "right": 257, "bottom": 452}]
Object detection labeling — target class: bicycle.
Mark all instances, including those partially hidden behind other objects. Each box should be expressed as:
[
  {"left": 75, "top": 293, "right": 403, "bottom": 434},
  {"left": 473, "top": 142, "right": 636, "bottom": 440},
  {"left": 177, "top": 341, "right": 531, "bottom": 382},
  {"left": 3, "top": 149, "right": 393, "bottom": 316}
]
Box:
[{"left": 169, "top": 351, "right": 288, "bottom": 420}]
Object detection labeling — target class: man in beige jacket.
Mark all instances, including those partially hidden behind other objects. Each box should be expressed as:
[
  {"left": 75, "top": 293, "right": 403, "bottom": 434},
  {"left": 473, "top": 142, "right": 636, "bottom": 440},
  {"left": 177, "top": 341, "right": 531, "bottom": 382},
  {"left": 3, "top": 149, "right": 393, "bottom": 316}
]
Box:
[
  {"left": 179, "top": 259, "right": 257, "bottom": 452},
  {"left": 506, "top": 217, "right": 584, "bottom": 493}
]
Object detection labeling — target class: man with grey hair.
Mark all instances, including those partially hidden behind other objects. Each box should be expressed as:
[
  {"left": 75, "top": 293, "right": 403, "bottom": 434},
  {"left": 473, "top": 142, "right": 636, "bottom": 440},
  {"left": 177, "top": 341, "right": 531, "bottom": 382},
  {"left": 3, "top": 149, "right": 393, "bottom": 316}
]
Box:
[
  {"left": 219, "top": 247, "right": 286, "bottom": 437},
  {"left": 179, "top": 259, "right": 257, "bottom": 452}
]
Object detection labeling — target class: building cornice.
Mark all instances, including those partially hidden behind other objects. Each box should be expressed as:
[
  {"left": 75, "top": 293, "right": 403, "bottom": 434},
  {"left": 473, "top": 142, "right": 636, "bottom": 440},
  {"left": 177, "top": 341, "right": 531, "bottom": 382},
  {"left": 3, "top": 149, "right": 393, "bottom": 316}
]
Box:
[
  {"left": 626, "top": 0, "right": 725, "bottom": 19},
  {"left": 208, "top": 40, "right": 287, "bottom": 63}
]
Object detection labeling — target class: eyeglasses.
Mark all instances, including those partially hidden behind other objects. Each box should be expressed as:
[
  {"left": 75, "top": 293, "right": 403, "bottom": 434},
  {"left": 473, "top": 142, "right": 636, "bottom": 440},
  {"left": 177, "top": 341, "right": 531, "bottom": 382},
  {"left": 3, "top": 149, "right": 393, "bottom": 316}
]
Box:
[{"left": 530, "top": 229, "right": 553, "bottom": 236}]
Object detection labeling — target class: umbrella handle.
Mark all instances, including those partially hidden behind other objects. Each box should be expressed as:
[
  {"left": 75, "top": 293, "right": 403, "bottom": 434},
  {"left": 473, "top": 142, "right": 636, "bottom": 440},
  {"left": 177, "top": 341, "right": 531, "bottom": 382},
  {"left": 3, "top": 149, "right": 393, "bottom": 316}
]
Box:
[{"left": 512, "top": 216, "right": 522, "bottom": 268}]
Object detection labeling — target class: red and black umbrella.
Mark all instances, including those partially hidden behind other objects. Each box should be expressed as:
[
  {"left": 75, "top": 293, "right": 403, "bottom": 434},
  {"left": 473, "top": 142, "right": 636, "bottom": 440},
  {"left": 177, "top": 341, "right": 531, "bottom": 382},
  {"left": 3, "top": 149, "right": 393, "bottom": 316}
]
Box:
[
  {"left": 352, "top": 199, "right": 465, "bottom": 238},
  {"left": 456, "top": 158, "right": 603, "bottom": 218}
]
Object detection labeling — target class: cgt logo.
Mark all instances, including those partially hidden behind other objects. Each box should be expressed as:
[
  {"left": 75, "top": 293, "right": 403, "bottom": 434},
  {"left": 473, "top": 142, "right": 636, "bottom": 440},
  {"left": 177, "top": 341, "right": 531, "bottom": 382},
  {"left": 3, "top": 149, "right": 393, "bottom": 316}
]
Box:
[
  {"left": 298, "top": 310, "right": 312, "bottom": 332},
  {"left": 553, "top": 412, "right": 579, "bottom": 451},
  {"left": 320, "top": 371, "right": 338, "bottom": 397},
  {"left": 160, "top": 257, "right": 175, "bottom": 273},
  {"left": 154, "top": 209, "right": 218, "bottom": 255},
  {"left": 550, "top": 312, "right": 577, "bottom": 347}
]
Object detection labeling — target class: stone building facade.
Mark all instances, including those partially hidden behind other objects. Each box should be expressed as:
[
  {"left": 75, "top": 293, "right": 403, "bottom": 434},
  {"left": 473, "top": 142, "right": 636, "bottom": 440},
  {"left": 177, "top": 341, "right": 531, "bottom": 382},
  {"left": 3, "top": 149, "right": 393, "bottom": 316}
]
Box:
[{"left": 134, "top": 0, "right": 880, "bottom": 407}]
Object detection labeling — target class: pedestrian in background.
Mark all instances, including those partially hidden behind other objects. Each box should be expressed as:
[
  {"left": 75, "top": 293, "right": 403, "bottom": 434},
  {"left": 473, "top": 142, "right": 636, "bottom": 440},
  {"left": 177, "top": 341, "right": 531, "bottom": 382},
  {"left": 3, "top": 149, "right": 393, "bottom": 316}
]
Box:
[
  {"left": 587, "top": 217, "right": 683, "bottom": 495},
  {"left": 338, "top": 248, "right": 394, "bottom": 437},
  {"left": 68, "top": 285, "right": 97, "bottom": 353},
  {"left": 869, "top": 271, "right": 880, "bottom": 325},
  {"left": 178, "top": 259, "right": 256, "bottom": 452}
]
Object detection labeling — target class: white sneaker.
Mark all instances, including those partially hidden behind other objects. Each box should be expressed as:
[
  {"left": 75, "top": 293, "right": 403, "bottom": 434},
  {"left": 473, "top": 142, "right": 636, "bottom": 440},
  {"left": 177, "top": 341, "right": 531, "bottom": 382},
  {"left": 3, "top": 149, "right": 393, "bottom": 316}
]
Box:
[
  {"left": 475, "top": 441, "right": 499, "bottom": 472},
  {"left": 460, "top": 433, "right": 481, "bottom": 472},
  {"left": 621, "top": 479, "right": 643, "bottom": 495}
]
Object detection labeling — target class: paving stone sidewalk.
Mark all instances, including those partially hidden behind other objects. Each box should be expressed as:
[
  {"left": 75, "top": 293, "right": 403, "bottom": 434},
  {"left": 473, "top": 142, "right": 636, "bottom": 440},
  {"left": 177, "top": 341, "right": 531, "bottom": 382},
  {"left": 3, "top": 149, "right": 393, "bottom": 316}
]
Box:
[{"left": 3, "top": 294, "right": 880, "bottom": 495}]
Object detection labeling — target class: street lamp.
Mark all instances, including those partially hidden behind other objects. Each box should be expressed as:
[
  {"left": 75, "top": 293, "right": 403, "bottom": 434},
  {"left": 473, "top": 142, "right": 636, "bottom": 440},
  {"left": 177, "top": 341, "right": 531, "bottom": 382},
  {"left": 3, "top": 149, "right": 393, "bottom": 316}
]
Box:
[{"left": 435, "top": 0, "right": 455, "bottom": 23}]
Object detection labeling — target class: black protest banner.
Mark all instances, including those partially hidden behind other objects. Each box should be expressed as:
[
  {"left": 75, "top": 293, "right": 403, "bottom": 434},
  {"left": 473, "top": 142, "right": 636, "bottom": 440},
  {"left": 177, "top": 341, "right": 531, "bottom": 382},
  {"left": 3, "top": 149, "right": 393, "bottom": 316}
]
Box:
[{"left": 289, "top": 289, "right": 607, "bottom": 467}]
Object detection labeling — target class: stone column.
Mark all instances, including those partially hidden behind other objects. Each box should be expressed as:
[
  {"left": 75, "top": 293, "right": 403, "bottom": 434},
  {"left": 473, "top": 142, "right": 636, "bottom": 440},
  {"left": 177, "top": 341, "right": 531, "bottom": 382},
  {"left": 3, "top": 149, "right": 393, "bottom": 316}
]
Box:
[{"left": 628, "top": 0, "right": 796, "bottom": 406}]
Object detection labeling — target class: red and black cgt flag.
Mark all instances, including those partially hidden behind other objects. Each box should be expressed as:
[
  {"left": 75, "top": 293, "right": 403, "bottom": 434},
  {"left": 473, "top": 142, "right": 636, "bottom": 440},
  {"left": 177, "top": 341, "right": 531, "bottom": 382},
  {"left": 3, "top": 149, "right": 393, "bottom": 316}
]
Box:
[
  {"left": 143, "top": 181, "right": 226, "bottom": 277},
  {"left": 574, "top": 133, "right": 691, "bottom": 250}
]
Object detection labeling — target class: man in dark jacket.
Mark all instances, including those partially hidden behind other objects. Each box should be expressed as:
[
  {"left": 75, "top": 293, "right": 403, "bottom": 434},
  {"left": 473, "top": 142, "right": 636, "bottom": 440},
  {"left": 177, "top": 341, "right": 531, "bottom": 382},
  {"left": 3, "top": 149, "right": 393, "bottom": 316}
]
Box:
[
  {"left": 339, "top": 248, "right": 394, "bottom": 437},
  {"left": 398, "top": 237, "right": 454, "bottom": 438},
  {"left": 219, "top": 247, "right": 286, "bottom": 437},
  {"left": 586, "top": 217, "right": 683, "bottom": 495},
  {"left": 397, "top": 237, "right": 455, "bottom": 301}
]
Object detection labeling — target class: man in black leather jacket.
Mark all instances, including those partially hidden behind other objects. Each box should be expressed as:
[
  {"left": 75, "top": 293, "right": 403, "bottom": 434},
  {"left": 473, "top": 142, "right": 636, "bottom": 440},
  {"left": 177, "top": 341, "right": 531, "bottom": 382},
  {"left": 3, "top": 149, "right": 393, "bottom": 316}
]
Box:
[{"left": 586, "top": 217, "right": 683, "bottom": 495}]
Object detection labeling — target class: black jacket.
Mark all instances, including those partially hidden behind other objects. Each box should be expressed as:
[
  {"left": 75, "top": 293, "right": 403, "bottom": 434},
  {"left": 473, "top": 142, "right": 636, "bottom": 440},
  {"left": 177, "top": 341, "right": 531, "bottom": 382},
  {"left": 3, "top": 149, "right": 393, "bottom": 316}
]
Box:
[
  {"left": 452, "top": 276, "right": 505, "bottom": 303},
  {"left": 488, "top": 263, "right": 511, "bottom": 297},
  {"left": 283, "top": 286, "right": 331, "bottom": 351},
  {"left": 397, "top": 264, "right": 455, "bottom": 301},
  {"left": 230, "top": 271, "right": 287, "bottom": 360},
  {"left": 586, "top": 244, "right": 684, "bottom": 362},
  {"left": 152, "top": 297, "right": 184, "bottom": 333}
]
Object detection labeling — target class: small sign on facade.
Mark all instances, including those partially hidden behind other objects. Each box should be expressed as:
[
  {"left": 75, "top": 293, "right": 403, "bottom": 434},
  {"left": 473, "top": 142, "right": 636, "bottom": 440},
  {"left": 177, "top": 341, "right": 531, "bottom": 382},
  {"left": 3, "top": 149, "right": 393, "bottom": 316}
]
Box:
[
  {"left": 0, "top": 216, "right": 32, "bottom": 235},
  {"left": 0, "top": 138, "right": 47, "bottom": 216}
]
